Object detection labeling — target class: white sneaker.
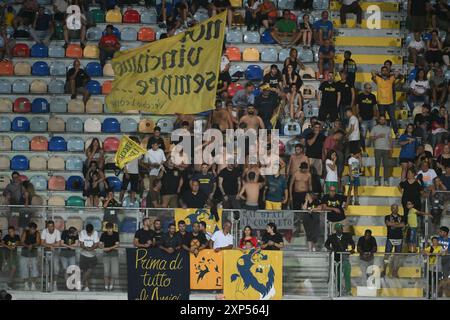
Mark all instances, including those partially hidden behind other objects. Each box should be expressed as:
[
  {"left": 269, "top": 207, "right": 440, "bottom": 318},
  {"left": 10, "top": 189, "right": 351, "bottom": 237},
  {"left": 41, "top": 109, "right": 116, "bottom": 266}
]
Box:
[
  {"left": 105, "top": 285, "right": 109, "bottom": 291},
  {"left": 31, "top": 283, "right": 36, "bottom": 291},
  {"left": 84, "top": 287, "right": 90, "bottom": 292},
  {"left": 24, "top": 282, "right": 30, "bottom": 291},
  {"left": 109, "top": 284, "right": 114, "bottom": 291}
]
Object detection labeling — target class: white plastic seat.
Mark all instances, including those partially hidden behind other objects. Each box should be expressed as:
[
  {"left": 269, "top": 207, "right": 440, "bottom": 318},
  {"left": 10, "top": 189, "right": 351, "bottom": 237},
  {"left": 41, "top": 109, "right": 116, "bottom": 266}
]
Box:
[
  {"left": 84, "top": 118, "right": 101, "bottom": 132},
  {"left": 226, "top": 29, "right": 243, "bottom": 43},
  {"left": 30, "top": 116, "right": 47, "bottom": 132},
  {"left": 86, "top": 27, "right": 102, "bottom": 41},
  {"left": 243, "top": 31, "right": 260, "bottom": 44}
]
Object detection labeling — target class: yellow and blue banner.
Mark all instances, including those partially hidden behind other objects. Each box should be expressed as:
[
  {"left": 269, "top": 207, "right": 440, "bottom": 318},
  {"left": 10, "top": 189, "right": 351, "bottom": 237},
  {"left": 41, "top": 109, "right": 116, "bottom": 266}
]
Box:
[
  {"left": 190, "top": 249, "right": 223, "bottom": 290},
  {"left": 114, "top": 136, "right": 147, "bottom": 169},
  {"left": 175, "top": 208, "right": 222, "bottom": 236}
]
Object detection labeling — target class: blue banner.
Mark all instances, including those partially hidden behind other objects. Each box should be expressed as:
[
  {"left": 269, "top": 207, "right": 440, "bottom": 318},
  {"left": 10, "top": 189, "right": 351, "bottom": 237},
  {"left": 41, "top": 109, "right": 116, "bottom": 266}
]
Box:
[{"left": 126, "top": 248, "right": 190, "bottom": 300}]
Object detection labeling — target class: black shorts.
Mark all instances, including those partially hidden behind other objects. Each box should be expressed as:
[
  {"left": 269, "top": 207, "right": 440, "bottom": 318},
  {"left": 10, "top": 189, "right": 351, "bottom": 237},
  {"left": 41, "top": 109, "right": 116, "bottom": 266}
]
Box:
[
  {"left": 348, "top": 140, "right": 361, "bottom": 154},
  {"left": 18, "top": 10, "right": 34, "bottom": 22},
  {"left": 122, "top": 173, "right": 139, "bottom": 192},
  {"left": 399, "top": 157, "right": 414, "bottom": 164},
  {"left": 318, "top": 106, "right": 338, "bottom": 122},
  {"left": 79, "top": 255, "right": 97, "bottom": 271},
  {"left": 292, "top": 192, "right": 307, "bottom": 210}
]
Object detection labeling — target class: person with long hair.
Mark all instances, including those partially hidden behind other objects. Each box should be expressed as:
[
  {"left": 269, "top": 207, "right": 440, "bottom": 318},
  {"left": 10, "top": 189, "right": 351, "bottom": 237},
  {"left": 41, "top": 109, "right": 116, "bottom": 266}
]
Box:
[
  {"left": 85, "top": 138, "right": 105, "bottom": 170},
  {"left": 302, "top": 192, "right": 322, "bottom": 252},
  {"left": 398, "top": 124, "right": 417, "bottom": 181},
  {"left": 325, "top": 150, "right": 338, "bottom": 193},
  {"left": 407, "top": 69, "right": 430, "bottom": 112},
  {"left": 399, "top": 168, "right": 423, "bottom": 222},
  {"left": 298, "top": 14, "right": 312, "bottom": 47},
  {"left": 261, "top": 222, "right": 284, "bottom": 250},
  {"left": 283, "top": 48, "right": 305, "bottom": 73},
  {"left": 239, "top": 226, "right": 258, "bottom": 249},
  {"left": 425, "top": 30, "right": 443, "bottom": 66}
]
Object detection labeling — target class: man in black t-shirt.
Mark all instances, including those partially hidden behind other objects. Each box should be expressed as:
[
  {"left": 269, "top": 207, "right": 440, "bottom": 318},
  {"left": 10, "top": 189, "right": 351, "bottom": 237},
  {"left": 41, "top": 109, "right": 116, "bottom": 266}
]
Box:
[
  {"left": 408, "top": 0, "right": 431, "bottom": 32},
  {"left": 218, "top": 163, "right": 242, "bottom": 209},
  {"left": 133, "top": 217, "right": 155, "bottom": 248},
  {"left": 356, "top": 83, "right": 378, "bottom": 150},
  {"left": 100, "top": 222, "right": 120, "bottom": 291},
  {"left": 181, "top": 180, "right": 208, "bottom": 208},
  {"left": 263, "top": 64, "right": 283, "bottom": 92},
  {"left": 335, "top": 70, "right": 355, "bottom": 121},
  {"left": 261, "top": 223, "right": 284, "bottom": 250},
  {"left": 176, "top": 220, "right": 191, "bottom": 245},
  {"left": 161, "top": 160, "right": 183, "bottom": 208},
  {"left": 182, "top": 222, "right": 208, "bottom": 254},
  {"left": 153, "top": 219, "right": 164, "bottom": 247},
  {"left": 65, "top": 59, "right": 91, "bottom": 103},
  {"left": 147, "top": 126, "right": 166, "bottom": 152},
  {"left": 321, "top": 185, "right": 347, "bottom": 223},
  {"left": 357, "top": 229, "right": 378, "bottom": 283},
  {"left": 318, "top": 73, "right": 340, "bottom": 122},
  {"left": 160, "top": 223, "right": 182, "bottom": 253},
  {"left": 2, "top": 226, "right": 20, "bottom": 288},
  {"left": 384, "top": 204, "right": 405, "bottom": 278},
  {"left": 306, "top": 123, "right": 326, "bottom": 176},
  {"left": 60, "top": 226, "right": 79, "bottom": 283},
  {"left": 217, "top": 67, "right": 232, "bottom": 98}
]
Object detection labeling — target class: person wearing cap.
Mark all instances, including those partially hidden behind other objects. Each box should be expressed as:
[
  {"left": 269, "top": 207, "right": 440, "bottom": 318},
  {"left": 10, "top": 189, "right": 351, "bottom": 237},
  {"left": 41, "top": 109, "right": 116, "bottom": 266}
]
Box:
[
  {"left": 325, "top": 223, "right": 355, "bottom": 296},
  {"left": 255, "top": 83, "right": 279, "bottom": 129},
  {"left": 99, "top": 24, "right": 120, "bottom": 67},
  {"left": 263, "top": 64, "right": 283, "bottom": 93}
]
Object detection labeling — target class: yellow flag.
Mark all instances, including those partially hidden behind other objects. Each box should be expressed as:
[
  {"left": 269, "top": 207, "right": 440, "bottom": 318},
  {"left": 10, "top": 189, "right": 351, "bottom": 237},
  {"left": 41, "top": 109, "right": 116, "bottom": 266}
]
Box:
[
  {"left": 114, "top": 136, "right": 147, "bottom": 169},
  {"left": 190, "top": 250, "right": 223, "bottom": 290},
  {"left": 105, "top": 11, "right": 227, "bottom": 114}
]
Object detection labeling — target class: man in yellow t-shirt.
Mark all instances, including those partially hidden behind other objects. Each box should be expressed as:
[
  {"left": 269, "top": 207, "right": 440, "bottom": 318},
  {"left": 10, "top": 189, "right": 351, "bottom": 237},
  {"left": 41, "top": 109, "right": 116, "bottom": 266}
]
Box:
[{"left": 371, "top": 66, "right": 402, "bottom": 137}]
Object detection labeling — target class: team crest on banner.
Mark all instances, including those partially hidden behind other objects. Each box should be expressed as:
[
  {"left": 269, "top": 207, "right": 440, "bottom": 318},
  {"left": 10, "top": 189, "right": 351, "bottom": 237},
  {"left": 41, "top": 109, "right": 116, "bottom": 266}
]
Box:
[
  {"left": 224, "top": 249, "right": 283, "bottom": 300},
  {"left": 190, "top": 250, "right": 223, "bottom": 290},
  {"left": 175, "top": 208, "right": 221, "bottom": 235}
]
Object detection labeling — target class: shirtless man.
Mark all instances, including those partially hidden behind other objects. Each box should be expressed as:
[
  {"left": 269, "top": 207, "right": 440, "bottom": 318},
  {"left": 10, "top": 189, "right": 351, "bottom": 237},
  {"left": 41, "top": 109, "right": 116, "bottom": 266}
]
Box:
[
  {"left": 287, "top": 144, "right": 310, "bottom": 176},
  {"left": 289, "top": 162, "right": 312, "bottom": 210},
  {"left": 209, "top": 100, "right": 234, "bottom": 132},
  {"left": 238, "top": 171, "right": 264, "bottom": 211},
  {"left": 238, "top": 105, "right": 265, "bottom": 132}
]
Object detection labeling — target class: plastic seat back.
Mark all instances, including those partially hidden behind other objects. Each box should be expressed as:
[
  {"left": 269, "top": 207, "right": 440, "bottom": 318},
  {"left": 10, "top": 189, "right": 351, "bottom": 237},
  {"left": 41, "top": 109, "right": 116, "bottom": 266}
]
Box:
[
  {"left": 66, "top": 44, "right": 83, "bottom": 58},
  {"left": 0, "top": 137, "right": 12, "bottom": 151},
  {"left": 0, "top": 60, "right": 14, "bottom": 75},
  {"left": 30, "top": 79, "right": 47, "bottom": 93},
  {"left": 141, "top": 9, "right": 157, "bottom": 24},
  {"left": 30, "top": 175, "right": 47, "bottom": 191},
  {"left": 13, "top": 43, "right": 30, "bottom": 57},
  {"left": 120, "top": 217, "right": 137, "bottom": 233},
  {"left": 106, "top": 176, "right": 122, "bottom": 192},
  {"left": 66, "top": 117, "right": 84, "bottom": 132},
  {"left": 0, "top": 117, "right": 10, "bottom": 132},
  {"left": 0, "top": 79, "right": 11, "bottom": 93},
  {"left": 68, "top": 99, "right": 85, "bottom": 113},
  {"left": 66, "top": 175, "right": 84, "bottom": 191},
  {"left": 86, "top": 80, "right": 101, "bottom": 95},
  {"left": 156, "top": 118, "right": 174, "bottom": 134},
  {"left": 106, "top": 8, "right": 122, "bottom": 23},
  {"left": 86, "top": 99, "right": 103, "bottom": 113},
  {"left": 86, "top": 62, "right": 102, "bottom": 77},
  {"left": 261, "top": 48, "right": 278, "bottom": 62},
  {"left": 227, "top": 82, "right": 244, "bottom": 97},
  {"left": 31, "top": 98, "right": 50, "bottom": 113},
  {"left": 49, "top": 61, "right": 67, "bottom": 76},
  {"left": 245, "top": 65, "right": 263, "bottom": 80},
  {"left": 102, "top": 117, "right": 120, "bottom": 133},
  {"left": 103, "top": 137, "right": 120, "bottom": 152},
  {"left": 85, "top": 216, "right": 102, "bottom": 232},
  {"left": 137, "top": 27, "right": 156, "bottom": 42},
  {"left": 102, "top": 80, "right": 112, "bottom": 94},
  {"left": 12, "top": 135, "right": 30, "bottom": 151},
  {"left": 84, "top": 118, "right": 102, "bottom": 132},
  {"left": 66, "top": 216, "right": 84, "bottom": 229},
  {"left": 243, "top": 48, "right": 260, "bottom": 61},
  {"left": 50, "top": 98, "right": 67, "bottom": 113},
  {"left": 48, "top": 116, "right": 65, "bottom": 132},
  {"left": 226, "top": 29, "right": 243, "bottom": 43},
  {"left": 83, "top": 45, "right": 99, "bottom": 58},
  {"left": 90, "top": 8, "right": 105, "bottom": 23},
  {"left": 48, "top": 156, "right": 65, "bottom": 171},
  {"left": 123, "top": 8, "right": 140, "bottom": 23},
  {"left": 86, "top": 26, "right": 103, "bottom": 41},
  {"left": 30, "top": 117, "right": 48, "bottom": 132},
  {"left": 11, "top": 155, "right": 29, "bottom": 170},
  {"left": 14, "top": 62, "right": 31, "bottom": 75},
  {"left": 225, "top": 47, "right": 241, "bottom": 61},
  {"left": 49, "top": 45, "right": 65, "bottom": 58},
  {"left": 298, "top": 47, "right": 314, "bottom": 63},
  {"left": 138, "top": 119, "right": 154, "bottom": 133},
  {"left": 66, "top": 197, "right": 85, "bottom": 208},
  {"left": 30, "top": 156, "right": 47, "bottom": 170},
  {"left": 0, "top": 98, "right": 12, "bottom": 113},
  {"left": 243, "top": 31, "right": 260, "bottom": 44},
  {"left": 48, "top": 176, "right": 66, "bottom": 191},
  {"left": 13, "top": 97, "right": 31, "bottom": 113},
  {"left": 12, "top": 79, "right": 29, "bottom": 93},
  {"left": 278, "top": 0, "right": 294, "bottom": 9},
  {"left": 30, "top": 43, "right": 49, "bottom": 58},
  {"left": 30, "top": 136, "right": 48, "bottom": 151},
  {"left": 261, "top": 30, "right": 276, "bottom": 44},
  {"left": 12, "top": 117, "right": 30, "bottom": 132},
  {"left": 121, "top": 118, "right": 138, "bottom": 133},
  {"left": 48, "top": 79, "right": 65, "bottom": 94},
  {"left": 67, "top": 136, "right": 85, "bottom": 151},
  {"left": 66, "top": 156, "right": 83, "bottom": 171},
  {"left": 0, "top": 156, "right": 9, "bottom": 170},
  {"left": 103, "top": 62, "right": 115, "bottom": 76},
  {"left": 48, "top": 195, "right": 66, "bottom": 206},
  {"left": 48, "top": 136, "right": 67, "bottom": 151},
  {"left": 278, "top": 48, "right": 290, "bottom": 62}
]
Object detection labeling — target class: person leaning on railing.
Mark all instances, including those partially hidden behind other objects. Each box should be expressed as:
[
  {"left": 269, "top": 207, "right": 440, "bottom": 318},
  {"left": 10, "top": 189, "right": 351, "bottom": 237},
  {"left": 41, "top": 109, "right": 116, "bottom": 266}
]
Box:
[
  {"left": 422, "top": 236, "right": 444, "bottom": 299},
  {"left": 20, "top": 222, "right": 41, "bottom": 291},
  {"left": 99, "top": 222, "right": 120, "bottom": 292}
]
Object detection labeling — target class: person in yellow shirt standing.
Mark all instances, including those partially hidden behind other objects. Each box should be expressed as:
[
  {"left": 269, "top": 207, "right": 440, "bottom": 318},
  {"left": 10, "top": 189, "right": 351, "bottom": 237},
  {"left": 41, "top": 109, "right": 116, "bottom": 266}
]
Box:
[
  {"left": 371, "top": 66, "right": 403, "bottom": 138},
  {"left": 406, "top": 200, "right": 431, "bottom": 253},
  {"left": 423, "top": 236, "right": 443, "bottom": 299}
]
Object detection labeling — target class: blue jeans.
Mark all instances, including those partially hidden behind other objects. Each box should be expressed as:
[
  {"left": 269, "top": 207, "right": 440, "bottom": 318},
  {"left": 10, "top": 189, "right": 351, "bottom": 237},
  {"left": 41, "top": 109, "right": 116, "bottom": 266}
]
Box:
[
  {"left": 385, "top": 239, "right": 402, "bottom": 253},
  {"left": 407, "top": 94, "right": 429, "bottom": 112},
  {"left": 360, "top": 119, "right": 375, "bottom": 149},
  {"left": 378, "top": 104, "right": 398, "bottom": 134}
]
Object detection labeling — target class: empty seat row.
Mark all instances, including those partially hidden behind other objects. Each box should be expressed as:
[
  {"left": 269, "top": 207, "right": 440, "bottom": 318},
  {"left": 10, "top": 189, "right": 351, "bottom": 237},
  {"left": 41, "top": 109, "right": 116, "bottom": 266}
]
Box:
[
  {"left": 0, "top": 136, "right": 120, "bottom": 152},
  {"left": 9, "top": 43, "right": 101, "bottom": 59},
  {"left": 0, "top": 98, "right": 104, "bottom": 114},
  {"left": 0, "top": 154, "right": 84, "bottom": 171},
  {"left": 0, "top": 78, "right": 109, "bottom": 95},
  {"left": 226, "top": 46, "right": 315, "bottom": 63},
  {"left": 0, "top": 116, "right": 137, "bottom": 133},
  {"left": 87, "top": 26, "right": 157, "bottom": 42}
]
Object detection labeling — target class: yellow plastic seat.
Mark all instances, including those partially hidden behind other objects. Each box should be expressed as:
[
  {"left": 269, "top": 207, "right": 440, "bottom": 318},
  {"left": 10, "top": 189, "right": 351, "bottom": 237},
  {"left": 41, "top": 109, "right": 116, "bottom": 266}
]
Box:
[
  {"left": 83, "top": 45, "right": 99, "bottom": 59},
  {"left": 30, "top": 79, "right": 47, "bottom": 93},
  {"left": 103, "top": 62, "right": 115, "bottom": 76},
  {"left": 68, "top": 99, "right": 85, "bottom": 113},
  {"left": 0, "top": 98, "right": 13, "bottom": 112},
  {"left": 106, "top": 8, "right": 122, "bottom": 23},
  {"left": 242, "top": 48, "right": 260, "bottom": 62},
  {"left": 14, "top": 62, "right": 31, "bottom": 75},
  {"left": 86, "top": 98, "right": 103, "bottom": 113}
]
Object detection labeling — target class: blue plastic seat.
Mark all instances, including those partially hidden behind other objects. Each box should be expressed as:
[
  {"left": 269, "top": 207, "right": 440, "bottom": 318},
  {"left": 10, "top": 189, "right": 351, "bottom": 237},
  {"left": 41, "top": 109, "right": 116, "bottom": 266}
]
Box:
[
  {"left": 30, "top": 175, "right": 47, "bottom": 190},
  {"left": 12, "top": 79, "right": 29, "bottom": 93},
  {"left": 298, "top": 48, "right": 314, "bottom": 63},
  {"left": 67, "top": 137, "right": 84, "bottom": 152},
  {"left": 31, "top": 61, "right": 49, "bottom": 76},
  {"left": 106, "top": 176, "right": 122, "bottom": 192},
  {"left": 245, "top": 65, "right": 263, "bottom": 81},
  {"left": 66, "top": 117, "right": 84, "bottom": 132},
  {"left": 48, "top": 79, "right": 65, "bottom": 94},
  {"left": 12, "top": 117, "right": 30, "bottom": 132},
  {"left": 120, "top": 217, "right": 137, "bottom": 233},
  {"left": 85, "top": 217, "right": 102, "bottom": 232},
  {"left": 141, "top": 9, "right": 157, "bottom": 24},
  {"left": 31, "top": 98, "right": 50, "bottom": 113},
  {"left": 30, "top": 43, "right": 48, "bottom": 58},
  {"left": 86, "top": 62, "right": 103, "bottom": 77},
  {"left": 261, "top": 30, "right": 276, "bottom": 44},
  {"left": 11, "top": 155, "right": 29, "bottom": 170},
  {"left": 86, "top": 80, "right": 101, "bottom": 95},
  {"left": 227, "top": 29, "right": 243, "bottom": 43},
  {"left": 243, "top": 31, "right": 260, "bottom": 44},
  {"left": 66, "top": 156, "right": 83, "bottom": 171},
  {"left": 48, "top": 136, "right": 67, "bottom": 151},
  {"left": 0, "top": 117, "right": 11, "bottom": 132},
  {"left": 30, "top": 116, "right": 47, "bottom": 132},
  {"left": 278, "top": 48, "right": 290, "bottom": 62},
  {"left": 48, "top": 45, "right": 65, "bottom": 58},
  {"left": 120, "top": 118, "right": 138, "bottom": 133},
  {"left": 261, "top": 48, "right": 278, "bottom": 62},
  {"left": 102, "top": 117, "right": 120, "bottom": 133},
  {"left": 0, "top": 79, "right": 11, "bottom": 93},
  {"left": 121, "top": 27, "right": 137, "bottom": 41},
  {"left": 49, "top": 61, "right": 67, "bottom": 76},
  {"left": 86, "top": 27, "right": 103, "bottom": 41},
  {"left": 12, "top": 136, "right": 30, "bottom": 151},
  {"left": 67, "top": 176, "right": 84, "bottom": 191},
  {"left": 50, "top": 98, "right": 67, "bottom": 113},
  {"left": 102, "top": 26, "right": 120, "bottom": 39}
]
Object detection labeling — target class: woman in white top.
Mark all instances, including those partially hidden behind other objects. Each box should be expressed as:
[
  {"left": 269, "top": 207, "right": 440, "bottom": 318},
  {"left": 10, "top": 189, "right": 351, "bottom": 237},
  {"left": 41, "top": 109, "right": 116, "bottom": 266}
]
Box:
[
  {"left": 325, "top": 150, "right": 338, "bottom": 193},
  {"left": 407, "top": 69, "right": 430, "bottom": 112},
  {"left": 285, "top": 83, "right": 304, "bottom": 123}
]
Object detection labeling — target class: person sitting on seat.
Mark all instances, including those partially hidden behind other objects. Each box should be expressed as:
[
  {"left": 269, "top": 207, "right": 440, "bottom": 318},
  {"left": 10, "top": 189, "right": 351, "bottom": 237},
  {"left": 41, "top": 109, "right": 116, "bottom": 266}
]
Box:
[
  {"left": 63, "top": 4, "right": 87, "bottom": 48},
  {"left": 270, "top": 10, "right": 301, "bottom": 47},
  {"left": 99, "top": 24, "right": 120, "bottom": 67},
  {"left": 65, "top": 58, "right": 91, "bottom": 103}
]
